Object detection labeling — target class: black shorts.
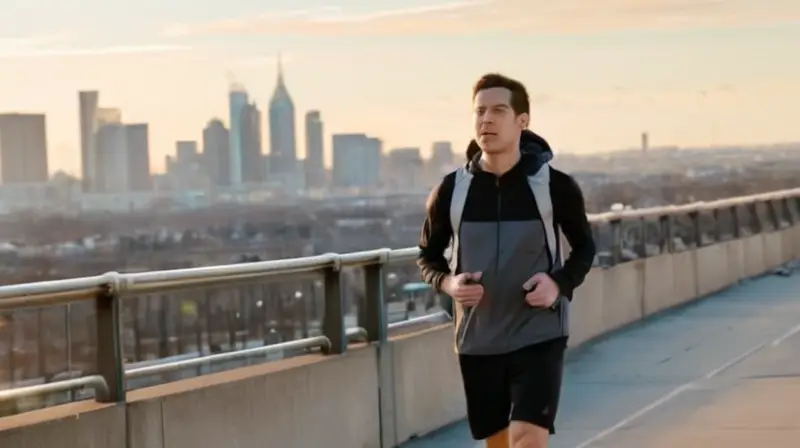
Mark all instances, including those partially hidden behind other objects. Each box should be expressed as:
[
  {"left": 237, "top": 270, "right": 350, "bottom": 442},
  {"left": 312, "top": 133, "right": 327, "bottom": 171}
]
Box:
[{"left": 458, "top": 337, "right": 568, "bottom": 440}]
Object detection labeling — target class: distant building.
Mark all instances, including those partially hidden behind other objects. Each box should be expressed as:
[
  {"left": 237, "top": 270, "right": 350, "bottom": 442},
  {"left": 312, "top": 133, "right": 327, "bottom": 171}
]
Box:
[
  {"left": 304, "top": 111, "right": 325, "bottom": 188},
  {"left": 203, "top": 119, "right": 230, "bottom": 188},
  {"left": 228, "top": 87, "right": 248, "bottom": 186},
  {"left": 95, "top": 123, "right": 128, "bottom": 192},
  {"left": 0, "top": 113, "right": 49, "bottom": 184},
  {"left": 78, "top": 91, "right": 99, "bottom": 191},
  {"left": 332, "top": 134, "right": 382, "bottom": 189},
  {"left": 269, "top": 56, "right": 298, "bottom": 179},
  {"left": 126, "top": 124, "right": 151, "bottom": 191}
]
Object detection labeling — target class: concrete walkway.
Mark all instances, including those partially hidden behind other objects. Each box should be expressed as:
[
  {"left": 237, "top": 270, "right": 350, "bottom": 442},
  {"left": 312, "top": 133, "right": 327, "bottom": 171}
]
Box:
[{"left": 404, "top": 266, "right": 800, "bottom": 448}]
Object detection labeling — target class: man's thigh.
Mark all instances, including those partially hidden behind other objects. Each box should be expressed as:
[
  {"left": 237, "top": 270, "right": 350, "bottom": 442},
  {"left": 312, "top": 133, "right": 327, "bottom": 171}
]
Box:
[
  {"left": 459, "top": 352, "right": 511, "bottom": 441},
  {"left": 508, "top": 337, "right": 568, "bottom": 435}
]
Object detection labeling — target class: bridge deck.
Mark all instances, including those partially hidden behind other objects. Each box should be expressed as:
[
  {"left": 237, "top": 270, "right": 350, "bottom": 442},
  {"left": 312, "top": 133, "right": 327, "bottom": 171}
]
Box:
[{"left": 405, "top": 267, "right": 800, "bottom": 448}]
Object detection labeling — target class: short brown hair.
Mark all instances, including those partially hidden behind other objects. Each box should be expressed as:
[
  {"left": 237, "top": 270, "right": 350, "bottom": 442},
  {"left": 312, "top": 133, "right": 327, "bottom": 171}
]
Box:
[{"left": 472, "top": 73, "right": 530, "bottom": 115}]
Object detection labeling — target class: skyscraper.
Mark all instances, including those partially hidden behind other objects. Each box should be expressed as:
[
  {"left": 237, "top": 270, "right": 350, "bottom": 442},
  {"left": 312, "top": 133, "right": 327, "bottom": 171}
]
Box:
[
  {"left": 95, "top": 123, "right": 128, "bottom": 193},
  {"left": 228, "top": 86, "right": 249, "bottom": 187},
  {"left": 268, "top": 55, "right": 297, "bottom": 178},
  {"left": 125, "top": 124, "right": 151, "bottom": 191},
  {"left": 241, "top": 102, "right": 264, "bottom": 184},
  {"left": 304, "top": 111, "right": 325, "bottom": 189},
  {"left": 78, "top": 91, "right": 99, "bottom": 191},
  {"left": 0, "top": 113, "right": 49, "bottom": 184},
  {"left": 332, "top": 133, "right": 381, "bottom": 189},
  {"left": 203, "top": 119, "right": 230, "bottom": 188}
]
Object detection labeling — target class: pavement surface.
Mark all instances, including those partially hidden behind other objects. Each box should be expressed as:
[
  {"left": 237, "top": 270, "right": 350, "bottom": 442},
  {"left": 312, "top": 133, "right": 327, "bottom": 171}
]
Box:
[{"left": 403, "top": 266, "right": 800, "bottom": 448}]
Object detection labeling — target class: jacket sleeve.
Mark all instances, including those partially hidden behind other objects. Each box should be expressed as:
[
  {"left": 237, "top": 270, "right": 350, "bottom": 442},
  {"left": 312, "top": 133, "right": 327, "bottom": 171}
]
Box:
[
  {"left": 549, "top": 171, "right": 596, "bottom": 300},
  {"left": 417, "top": 173, "right": 455, "bottom": 293}
]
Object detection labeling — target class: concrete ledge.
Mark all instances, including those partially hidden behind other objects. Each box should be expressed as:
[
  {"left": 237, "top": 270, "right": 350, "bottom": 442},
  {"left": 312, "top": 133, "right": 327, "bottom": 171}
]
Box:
[
  {"left": 127, "top": 346, "right": 381, "bottom": 448},
  {"left": 0, "top": 401, "right": 125, "bottom": 448}
]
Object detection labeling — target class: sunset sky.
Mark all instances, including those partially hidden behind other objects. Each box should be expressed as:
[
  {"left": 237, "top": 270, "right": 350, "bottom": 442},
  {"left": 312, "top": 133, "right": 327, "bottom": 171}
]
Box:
[{"left": 1, "top": 0, "right": 799, "bottom": 175}]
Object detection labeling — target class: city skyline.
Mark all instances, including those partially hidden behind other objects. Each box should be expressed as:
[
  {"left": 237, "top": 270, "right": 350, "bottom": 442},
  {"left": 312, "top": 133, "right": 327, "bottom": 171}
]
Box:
[{"left": 1, "top": 0, "right": 800, "bottom": 176}]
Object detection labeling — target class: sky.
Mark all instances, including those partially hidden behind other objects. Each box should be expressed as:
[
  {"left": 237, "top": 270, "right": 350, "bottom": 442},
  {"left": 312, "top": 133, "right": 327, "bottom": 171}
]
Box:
[{"left": 1, "top": 0, "right": 799, "bottom": 176}]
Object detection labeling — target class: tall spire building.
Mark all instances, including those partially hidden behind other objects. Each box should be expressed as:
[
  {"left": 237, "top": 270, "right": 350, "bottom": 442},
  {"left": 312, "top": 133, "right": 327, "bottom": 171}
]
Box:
[{"left": 268, "top": 54, "right": 297, "bottom": 182}]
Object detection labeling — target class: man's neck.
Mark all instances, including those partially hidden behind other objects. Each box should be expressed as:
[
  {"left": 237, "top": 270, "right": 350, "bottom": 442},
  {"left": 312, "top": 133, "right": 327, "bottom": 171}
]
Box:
[{"left": 481, "top": 148, "right": 520, "bottom": 176}]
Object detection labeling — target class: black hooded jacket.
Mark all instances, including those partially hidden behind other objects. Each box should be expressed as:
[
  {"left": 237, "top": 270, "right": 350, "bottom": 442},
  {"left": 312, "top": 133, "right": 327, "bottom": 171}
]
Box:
[{"left": 418, "top": 130, "right": 596, "bottom": 302}]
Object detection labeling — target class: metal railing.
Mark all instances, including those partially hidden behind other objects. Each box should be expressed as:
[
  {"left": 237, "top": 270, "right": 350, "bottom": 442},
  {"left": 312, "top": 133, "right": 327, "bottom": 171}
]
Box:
[{"left": 0, "top": 188, "right": 798, "bottom": 408}]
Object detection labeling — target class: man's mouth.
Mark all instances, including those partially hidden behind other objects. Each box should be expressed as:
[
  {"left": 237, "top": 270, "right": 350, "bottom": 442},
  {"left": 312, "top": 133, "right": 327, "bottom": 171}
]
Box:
[{"left": 480, "top": 132, "right": 496, "bottom": 137}]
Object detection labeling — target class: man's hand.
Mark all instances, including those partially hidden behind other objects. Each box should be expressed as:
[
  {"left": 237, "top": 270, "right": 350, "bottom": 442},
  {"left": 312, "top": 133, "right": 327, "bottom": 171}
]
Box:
[
  {"left": 442, "top": 272, "right": 484, "bottom": 307},
  {"left": 523, "top": 273, "right": 560, "bottom": 308}
]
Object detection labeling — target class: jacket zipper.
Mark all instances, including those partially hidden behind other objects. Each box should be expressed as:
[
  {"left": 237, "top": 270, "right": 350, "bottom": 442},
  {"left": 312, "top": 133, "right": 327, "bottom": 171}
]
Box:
[
  {"left": 495, "top": 177, "right": 501, "bottom": 274},
  {"left": 459, "top": 176, "right": 501, "bottom": 349}
]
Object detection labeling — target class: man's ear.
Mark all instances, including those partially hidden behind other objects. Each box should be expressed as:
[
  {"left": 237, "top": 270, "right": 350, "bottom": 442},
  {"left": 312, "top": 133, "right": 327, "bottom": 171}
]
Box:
[{"left": 517, "top": 112, "right": 530, "bottom": 129}]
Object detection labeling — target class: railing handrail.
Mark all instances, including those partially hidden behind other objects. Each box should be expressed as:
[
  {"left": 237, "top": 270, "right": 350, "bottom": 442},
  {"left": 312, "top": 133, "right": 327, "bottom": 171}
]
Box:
[
  {"left": 0, "top": 186, "right": 797, "bottom": 410},
  {"left": 0, "top": 187, "right": 796, "bottom": 310},
  {"left": 0, "top": 375, "right": 109, "bottom": 404},
  {"left": 0, "top": 313, "right": 453, "bottom": 404},
  {"left": 123, "top": 312, "right": 451, "bottom": 380}
]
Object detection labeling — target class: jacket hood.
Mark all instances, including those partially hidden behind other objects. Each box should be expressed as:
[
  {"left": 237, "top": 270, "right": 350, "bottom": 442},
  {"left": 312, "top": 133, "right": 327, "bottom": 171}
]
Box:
[{"left": 465, "top": 130, "right": 554, "bottom": 175}]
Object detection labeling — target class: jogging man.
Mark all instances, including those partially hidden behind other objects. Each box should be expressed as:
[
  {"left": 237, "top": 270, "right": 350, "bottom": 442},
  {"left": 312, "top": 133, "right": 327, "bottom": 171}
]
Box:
[{"left": 417, "top": 73, "right": 596, "bottom": 448}]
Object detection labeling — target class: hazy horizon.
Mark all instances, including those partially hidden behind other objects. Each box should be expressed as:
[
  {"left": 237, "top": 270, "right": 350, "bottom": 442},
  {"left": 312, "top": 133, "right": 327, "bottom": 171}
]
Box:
[{"left": 2, "top": 0, "right": 799, "bottom": 176}]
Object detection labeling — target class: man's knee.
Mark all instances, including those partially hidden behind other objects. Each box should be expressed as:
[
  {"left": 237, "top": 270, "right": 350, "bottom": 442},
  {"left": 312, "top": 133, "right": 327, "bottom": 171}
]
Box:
[{"left": 509, "top": 421, "right": 549, "bottom": 448}]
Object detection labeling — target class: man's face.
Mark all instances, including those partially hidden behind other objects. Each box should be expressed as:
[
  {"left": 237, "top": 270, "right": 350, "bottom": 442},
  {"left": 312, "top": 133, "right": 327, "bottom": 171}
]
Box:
[{"left": 473, "top": 87, "right": 528, "bottom": 154}]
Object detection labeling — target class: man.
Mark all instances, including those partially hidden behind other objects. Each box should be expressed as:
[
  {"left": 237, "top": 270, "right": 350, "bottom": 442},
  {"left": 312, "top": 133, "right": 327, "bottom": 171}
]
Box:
[{"left": 417, "top": 73, "right": 596, "bottom": 448}]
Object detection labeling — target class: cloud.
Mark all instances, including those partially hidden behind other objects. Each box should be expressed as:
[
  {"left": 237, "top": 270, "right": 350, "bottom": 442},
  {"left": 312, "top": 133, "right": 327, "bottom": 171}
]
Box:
[
  {"left": 0, "top": 33, "right": 73, "bottom": 51},
  {"left": 161, "top": 0, "right": 800, "bottom": 38},
  {"left": 161, "top": 1, "right": 490, "bottom": 37},
  {"left": 0, "top": 41, "right": 191, "bottom": 60}
]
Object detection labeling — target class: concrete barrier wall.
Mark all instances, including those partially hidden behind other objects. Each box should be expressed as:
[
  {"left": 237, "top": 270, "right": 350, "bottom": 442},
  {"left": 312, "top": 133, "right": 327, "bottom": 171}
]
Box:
[
  {"left": 1, "top": 226, "right": 797, "bottom": 448},
  {"left": 126, "top": 347, "right": 381, "bottom": 448},
  {"left": 0, "top": 402, "right": 125, "bottom": 447}
]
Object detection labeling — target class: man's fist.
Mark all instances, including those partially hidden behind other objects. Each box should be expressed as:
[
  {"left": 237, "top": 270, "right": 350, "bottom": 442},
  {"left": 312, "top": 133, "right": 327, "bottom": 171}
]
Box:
[
  {"left": 442, "top": 272, "right": 484, "bottom": 307},
  {"left": 523, "top": 273, "right": 560, "bottom": 309}
]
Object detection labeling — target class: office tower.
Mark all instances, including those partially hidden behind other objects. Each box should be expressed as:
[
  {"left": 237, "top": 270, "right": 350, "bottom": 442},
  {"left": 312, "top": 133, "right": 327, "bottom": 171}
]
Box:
[
  {"left": 0, "top": 113, "right": 49, "bottom": 184},
  {"left": 331, "top": 133, "right": 382, "bottom": 189},
  {"left": 268, "top": 55, "right": 297, "bottom": 177},
  {"left": 228, "top": 86, "right": 248, "bottom": 186},
  {"left": 176, "top": 140, "right": 199, "bottom": 164},
  {"left": 78, "top": 91, "right": 99, "bottom": 191},
  {"left": 304, "top": 111, "right": 325, "bottom": 189},
  {"left": 241, "top": 102, "right": 264, "bottom": 184},
  {"left": 125, "top": 124, "right": 151, "bottom": 191},
  {"left": 203, "top": 119, "right": 230, "bottom": 188},
  {"left": 95, "top": 123, "right": 128, "bottom": 193}
]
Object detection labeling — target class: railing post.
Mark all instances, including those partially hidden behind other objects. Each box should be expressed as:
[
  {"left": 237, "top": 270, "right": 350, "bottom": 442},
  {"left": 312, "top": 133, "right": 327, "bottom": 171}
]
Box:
[
  {"left": 767, "top": 199, "right": 781, "bottom": 229},
  {"left": 795, "top": 198, "right": 800, "bottom": 223},
  {"left": 362, "top": 251, "right": 388, "bottom": 344},
  {"left": 96, "top": 272, "right": 126, "bottom": 403},
  {"left": 748, "top": 202, "right": 762, "bottom": 234},
  {"left": 659, "top": 214, "right": 673, "bottom": 254},
  {"left": 730, "top": 206, "right": 741, "bottom": 238},
  {"left": 610, "top": 219, "right": 622, "bottom": 265},
  {"left": 636, "top": 218, "right": 647, "bottom": 257},
  {"left": 689, "top": 211, "right": 702, "bottom": 248},
  {"left": 783, "top": 198, "right": 796, "bottom": 225},
  {"left": 711, "top": 208, "right": 723, "bottom": 242},
  {"left": 322, "top": 256, "right": 346, "bottom": 355}
]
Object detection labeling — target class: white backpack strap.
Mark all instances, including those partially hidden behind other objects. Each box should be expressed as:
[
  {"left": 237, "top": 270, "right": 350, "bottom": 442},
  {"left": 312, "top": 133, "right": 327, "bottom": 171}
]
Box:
[
  {"left": 527, "top": 163, "right": 559, "bottom": 269},
  {"left": 448, "top": 167, "right": 473, "bottom": 272}
]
